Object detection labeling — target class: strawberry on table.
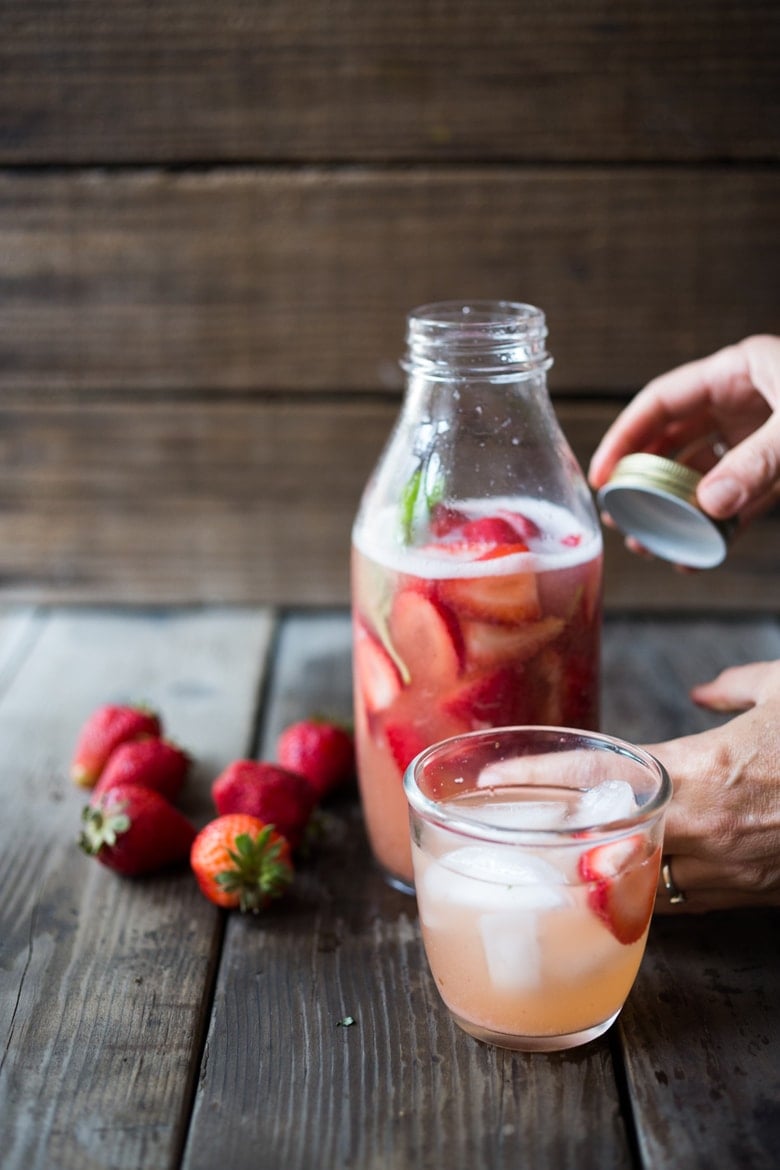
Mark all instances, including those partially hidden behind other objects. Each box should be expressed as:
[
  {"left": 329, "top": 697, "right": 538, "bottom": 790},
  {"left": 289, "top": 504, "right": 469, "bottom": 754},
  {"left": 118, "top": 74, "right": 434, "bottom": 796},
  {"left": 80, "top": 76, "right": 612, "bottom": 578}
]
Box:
[
  {"left": 92, "top": 738, "right": 191, "bottom": 803},
  {"left": 276, "top": 719, "right": 355, "bottom": 800},
  {"left": 71, "top": 703, "right": 161, "bottom": 788},
  {"left": 212, "top": 760, "right": 317, "bottom": 849},
  {"left": 579, "top": 835, "right": 661, "bottom": 945},
  {"left": 78, "top": 783, "right": 196, "bottom": 877},
  {"left": 190, "top": 814, "right": 293, "bottom": 913}
]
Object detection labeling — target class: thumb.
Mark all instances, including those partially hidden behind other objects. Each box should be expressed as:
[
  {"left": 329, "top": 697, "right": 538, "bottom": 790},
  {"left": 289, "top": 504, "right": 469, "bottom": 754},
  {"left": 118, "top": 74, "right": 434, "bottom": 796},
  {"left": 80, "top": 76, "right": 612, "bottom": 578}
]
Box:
[{"left": 696, "top": 414, "right": 780, "bottom": 519}]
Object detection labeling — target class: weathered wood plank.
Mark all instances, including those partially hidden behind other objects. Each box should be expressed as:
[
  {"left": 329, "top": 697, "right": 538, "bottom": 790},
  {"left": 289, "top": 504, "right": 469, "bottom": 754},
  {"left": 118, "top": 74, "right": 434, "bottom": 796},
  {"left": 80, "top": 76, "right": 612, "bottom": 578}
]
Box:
[
  {"left": 622, "top": 911, "right": 780, "bottom": 1170},
  {"left": 1, "top": 398, "right": 777, "bottom": 610},
  {"left": 1, "top": 168, "right": 777, "bottom": 394},
  {"left": 182, "top": 612, "right": 632, "bottom": 1170},
  {"left": 600, "top": 616, "right": 780, "bottom": 1170},
  {"left": 0, "top": 607, "right": 275, "bottom": 1170},
  {"left": 601, "top": 617, "right": 780, "bottom": 743},
  {"left": 1, "top": 1, "right": 777, "bottom": 164}
]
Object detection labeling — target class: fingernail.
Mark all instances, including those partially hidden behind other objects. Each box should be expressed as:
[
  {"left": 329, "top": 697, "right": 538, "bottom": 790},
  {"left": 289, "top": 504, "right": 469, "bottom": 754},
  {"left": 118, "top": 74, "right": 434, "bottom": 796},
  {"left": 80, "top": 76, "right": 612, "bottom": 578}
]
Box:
[{"left": 697, "top": 475, "right": 746, "bottom": 517}]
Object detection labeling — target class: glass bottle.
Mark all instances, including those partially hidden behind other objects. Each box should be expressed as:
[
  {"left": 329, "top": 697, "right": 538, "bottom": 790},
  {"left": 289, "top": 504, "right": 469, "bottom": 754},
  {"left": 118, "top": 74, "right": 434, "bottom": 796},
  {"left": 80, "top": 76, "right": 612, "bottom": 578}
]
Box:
[{"left": 351, "top": 301, "right": 603, "bottom": 892}]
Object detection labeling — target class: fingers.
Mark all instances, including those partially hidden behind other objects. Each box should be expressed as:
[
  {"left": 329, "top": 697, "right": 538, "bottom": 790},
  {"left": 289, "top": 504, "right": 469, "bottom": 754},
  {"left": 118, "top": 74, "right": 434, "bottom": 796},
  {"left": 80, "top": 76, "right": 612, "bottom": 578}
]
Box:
[
  {"left": 689, "top": 660, "right": 780, "bottom": 712},
  {"left": 588, "top": 335, "right": 780, "bottom": 495},
  {"left": 588, "top": 342, "right": 751, "bottom": 488},
  {"left": 654, "top": 852, "right": 780, "bottom": 913},
  {"left": 696, "top": 412, "right": 780, "bottom": 520}
]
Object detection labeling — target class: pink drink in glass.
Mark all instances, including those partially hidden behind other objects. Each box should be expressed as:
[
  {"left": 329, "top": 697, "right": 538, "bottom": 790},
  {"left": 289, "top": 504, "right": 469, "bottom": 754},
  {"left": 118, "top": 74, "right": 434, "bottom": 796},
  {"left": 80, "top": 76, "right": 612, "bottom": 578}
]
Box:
[
  {"left": 404, "top": 727, "right": 670, "bottom": 1051},
  {"left": 352, "top": 497, "right": 602, "bottom": 890}
]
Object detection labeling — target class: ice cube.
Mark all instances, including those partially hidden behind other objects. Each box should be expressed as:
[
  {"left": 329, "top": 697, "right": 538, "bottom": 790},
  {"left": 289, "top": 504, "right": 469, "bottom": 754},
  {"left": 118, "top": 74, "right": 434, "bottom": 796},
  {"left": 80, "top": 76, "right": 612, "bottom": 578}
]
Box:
[
  {"left": 480, "top": 910, "right": 544, "bottom": 992},
  {"left": 455, "top": 798, "right": 567, "bottom": 831},
  {"left": 418, "top": 845, "right": 569, "bottom": 930},
  {"left": 569, "top": 779, "right": 637, "bottom": 828}
]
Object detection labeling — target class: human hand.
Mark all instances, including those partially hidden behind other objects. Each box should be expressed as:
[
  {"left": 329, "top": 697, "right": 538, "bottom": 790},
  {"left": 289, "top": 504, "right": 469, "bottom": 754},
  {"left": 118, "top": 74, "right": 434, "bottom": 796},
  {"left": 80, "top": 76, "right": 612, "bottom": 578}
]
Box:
[
  {"left": 648, "top": 659, "right": 780, "bottom": 913},
  {"left": 589, "top": 335, "right": 780, "bottom": 532}
]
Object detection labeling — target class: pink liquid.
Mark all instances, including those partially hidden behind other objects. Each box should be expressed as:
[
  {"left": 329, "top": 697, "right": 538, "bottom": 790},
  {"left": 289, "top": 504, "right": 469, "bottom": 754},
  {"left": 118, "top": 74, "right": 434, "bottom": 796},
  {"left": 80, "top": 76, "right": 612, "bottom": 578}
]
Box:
[
  {"left": 411, "top": 786, "right": 661, "bottom": 1050},
  {"left": 352, "top": 498, "right": 602, "bottom": 888}
]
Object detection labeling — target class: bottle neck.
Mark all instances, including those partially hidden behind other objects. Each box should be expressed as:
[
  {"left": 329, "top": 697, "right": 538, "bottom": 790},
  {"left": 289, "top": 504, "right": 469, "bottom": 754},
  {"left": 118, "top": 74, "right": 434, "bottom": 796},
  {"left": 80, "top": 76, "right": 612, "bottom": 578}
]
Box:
[{"left": 401, "top": 301, "right": 552, "bottom": 383}]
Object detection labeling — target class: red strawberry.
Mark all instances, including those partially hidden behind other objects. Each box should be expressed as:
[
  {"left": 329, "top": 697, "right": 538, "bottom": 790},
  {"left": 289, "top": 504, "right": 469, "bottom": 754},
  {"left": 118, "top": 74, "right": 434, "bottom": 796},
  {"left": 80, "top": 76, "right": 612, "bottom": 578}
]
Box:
[
  {"left": 354, "top": 622, "right": 403, "bottom": 714},
  {"left": 439, "top": 566, "right": 540, "bottom": 624},
  {"left": 71, "top": 704, "right": 161, "bottom": 788},
  {"left": 92, "top": 738, "right": 190, "bottom": 802},
  {"left": 441, "top": 666, "right": 518, "bottom": 727},
  {"left": 190, "top": 814, "right": 293, "bottom": 912},
  {"left": 461, "top": 615, "right": 564, "bottom": 668},
  {"left": 383, "top": 719, "right": 430, "bottom": 774},
  {"left": 212, "top": 760, "right": 317, "bottom": 849},
  {"left": 388, "top": 589, "right": 464, "bottom": 689},
  {"left": 429, "top": 503, "right": 469, "bottom": 537},
  {"left": 495, "top": 509, "right": 543, "bottom": 542},
  {"left": 579, "top": 836, "right": 660, "bottom": 945},
  {"left": 78, "top": 783, "right": 196, "bottom": 877},
  {"left": 276, "top": 720, "right": 355, "bottom": 800},
  {"left": 460, "top": 515, "right": 527, "bottom": 549}
]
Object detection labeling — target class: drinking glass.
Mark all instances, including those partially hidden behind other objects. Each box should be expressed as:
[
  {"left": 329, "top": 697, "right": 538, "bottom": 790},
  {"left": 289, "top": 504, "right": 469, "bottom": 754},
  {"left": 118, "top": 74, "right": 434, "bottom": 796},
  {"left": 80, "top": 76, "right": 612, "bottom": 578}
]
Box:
[{"left": 404, "top": 725, "right": 671, "bottom": 1051}]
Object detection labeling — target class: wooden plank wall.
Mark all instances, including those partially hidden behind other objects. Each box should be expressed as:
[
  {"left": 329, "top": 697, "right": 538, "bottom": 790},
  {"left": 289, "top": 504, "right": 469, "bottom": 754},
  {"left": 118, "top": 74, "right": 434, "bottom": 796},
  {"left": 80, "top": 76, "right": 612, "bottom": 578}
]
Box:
[{"left": 0, "top": 1, "right": 778, "bottom": 608}]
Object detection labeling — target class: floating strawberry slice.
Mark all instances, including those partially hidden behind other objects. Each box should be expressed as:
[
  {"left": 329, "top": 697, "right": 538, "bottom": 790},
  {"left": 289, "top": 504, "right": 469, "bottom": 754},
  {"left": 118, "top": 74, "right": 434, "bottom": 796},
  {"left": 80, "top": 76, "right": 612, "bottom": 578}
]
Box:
[
  {"left": 441, "top": 666, "right": 518, "bottom": 727},
  {"left": 388, "top": 589, "right": 464, "bottom": 688},
  {"left": 460, "top": 516, "right": 527, "bottom": 549},
  {"left": 440, "top": 565, "right": 540, "bottom": 624},
  {"left": 496, "top": 509, "right": 543, "bottom": 542},
  {"left": 354, "top": 622, "right": 403, "bottom": 715},
  {"left": 579, "top": 836, "right": 660, "bottom": 945},
  {"left": 461, "top": 615, "right": 564, "bottom": 668},
  {"left": 384, "top": 720, "right": 430, "bottom": 774},
  {"left": 429, "top": 503, "right": 469, "bottom": 537}
]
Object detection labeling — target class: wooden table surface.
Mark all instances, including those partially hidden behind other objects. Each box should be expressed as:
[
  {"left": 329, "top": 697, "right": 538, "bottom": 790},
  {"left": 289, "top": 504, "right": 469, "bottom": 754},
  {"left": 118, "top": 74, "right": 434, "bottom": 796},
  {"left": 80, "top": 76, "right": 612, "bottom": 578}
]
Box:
[{"left": 1, "top": 606, "right": 778, "bottom": 1170}]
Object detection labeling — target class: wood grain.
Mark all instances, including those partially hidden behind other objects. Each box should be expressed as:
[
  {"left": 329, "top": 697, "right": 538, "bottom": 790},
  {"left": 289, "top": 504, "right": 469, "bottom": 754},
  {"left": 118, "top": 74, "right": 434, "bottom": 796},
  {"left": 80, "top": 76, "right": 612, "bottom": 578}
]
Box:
[
  {"left": 1, "top": 1, "right": 777, "bottom": 164},
  {"left": 1, "top": 167, "right": 777, "bottom": 394},
  {"left": 0, "top": 608, "right": 275, "bottom": 1170},
  {"left": 183, "top": 612, "right": 632, "bottom": 1170},
  {"left": 1, "top": 397, "right": 777, "bottom": 608},
  {"left": 622, "top": 911, "right": 780, "bottom": 1170}
]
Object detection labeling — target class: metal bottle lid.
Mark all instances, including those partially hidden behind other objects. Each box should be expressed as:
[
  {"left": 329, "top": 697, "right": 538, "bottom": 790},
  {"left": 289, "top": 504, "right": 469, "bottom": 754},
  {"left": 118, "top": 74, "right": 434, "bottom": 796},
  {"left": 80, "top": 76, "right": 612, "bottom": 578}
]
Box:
[{"left": 597, "top": 453, "right": 733, "bottom": 569}]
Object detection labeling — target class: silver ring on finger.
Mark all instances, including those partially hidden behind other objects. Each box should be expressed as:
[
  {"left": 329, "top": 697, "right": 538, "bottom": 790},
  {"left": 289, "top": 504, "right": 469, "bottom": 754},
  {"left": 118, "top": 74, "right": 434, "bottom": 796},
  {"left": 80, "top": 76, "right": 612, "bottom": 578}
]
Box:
[{"left": 661, "top": 855, "right": 687, "bottom": 904}]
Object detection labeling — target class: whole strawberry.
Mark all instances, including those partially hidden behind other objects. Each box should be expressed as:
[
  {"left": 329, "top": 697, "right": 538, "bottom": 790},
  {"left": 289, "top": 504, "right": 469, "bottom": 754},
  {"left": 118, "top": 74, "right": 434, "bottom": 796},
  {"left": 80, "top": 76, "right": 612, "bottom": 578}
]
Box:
[
  {"left": 92, "top": 738, "right": 191, "bottom": 803},
  {"left": 71, "top": 703, "right": 161, "bottom": 788},
  {"left": 276, "top": 719, "right": 355, "bottom": 800},
  {"left": 190, "top": 814, "right": 293, "bottom": 912},
  {"left": 78, "top": 783, "right": 196, "bottom": 877},
  {"left": 212, "top": 761, "right": 316, "bottom": 850}
]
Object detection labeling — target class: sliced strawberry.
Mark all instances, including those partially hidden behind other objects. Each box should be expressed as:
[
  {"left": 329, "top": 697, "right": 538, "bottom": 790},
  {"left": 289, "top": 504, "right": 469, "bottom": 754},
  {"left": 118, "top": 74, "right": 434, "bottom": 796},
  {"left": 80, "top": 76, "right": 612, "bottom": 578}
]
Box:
[
  {"left": 461, "top": 615, "right": 564, "bottom": 668},
  {"left": 460, "top": 516, "right": 527, "bottom": 549},
  {"left": 429, "top": 503, "right": 469, "bottom": 537},
  {"left": 384, "top": 720, "right": 430, "bottom": 774},
  {"left": 496, "top": 508, "right": 543, "bottom": 542},
  {"left": 354, "top": 622, "right": 403, "bottom": 714},
  {"left": 388, "top": 588, "right": 464, "bottom": 689},
  {"left": 441, "top": 666, "right": 519, "bottom": 727},
  {"left": 440, "top": 566, "right": 540, "bottom": 624},
  {"left": 579, "top": 836, "right": 660, "bottom": 945}
]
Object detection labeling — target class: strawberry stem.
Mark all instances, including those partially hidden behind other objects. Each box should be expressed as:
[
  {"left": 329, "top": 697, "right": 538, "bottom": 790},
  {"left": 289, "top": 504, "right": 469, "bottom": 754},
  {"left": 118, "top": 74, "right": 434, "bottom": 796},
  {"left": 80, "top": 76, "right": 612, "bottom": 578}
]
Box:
[
  {"left": 78, "top": 803, "right": 131, "bottom": 856},
  {"left": 215, "top": 828, "right": 293, "bottom": 913}
]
